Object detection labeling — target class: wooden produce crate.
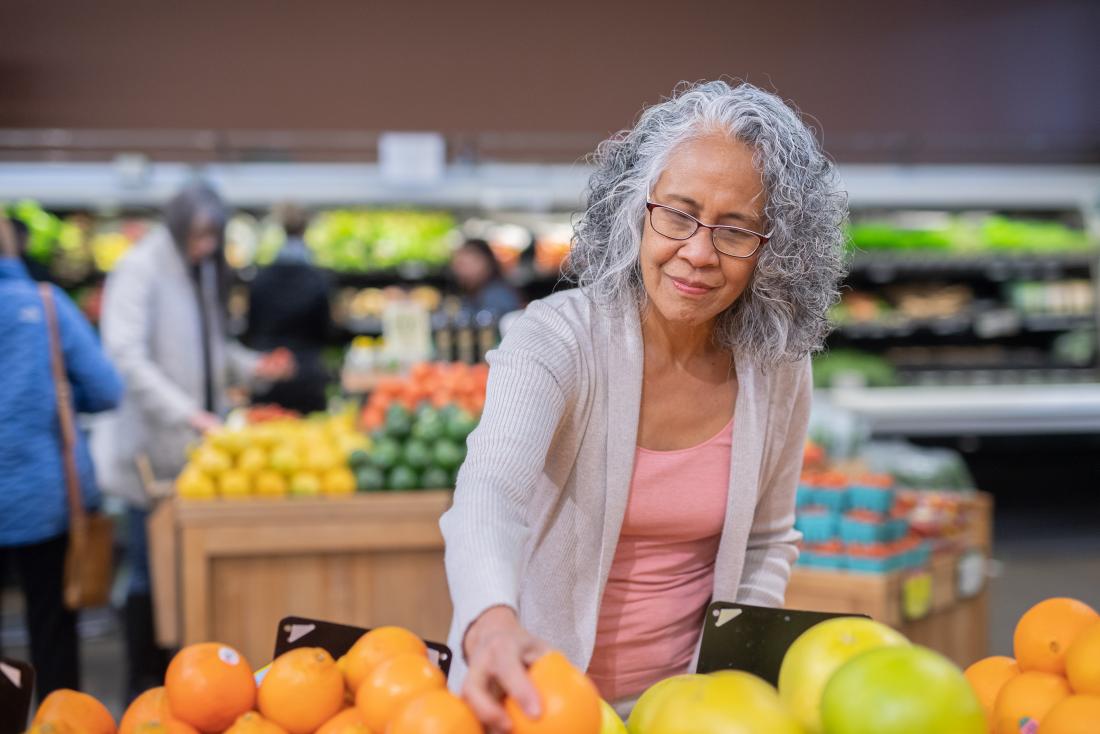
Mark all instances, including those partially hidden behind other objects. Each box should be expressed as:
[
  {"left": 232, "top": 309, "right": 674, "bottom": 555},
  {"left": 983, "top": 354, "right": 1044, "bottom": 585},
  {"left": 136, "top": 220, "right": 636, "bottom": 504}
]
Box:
[
  {"left": 149, "top": 491, "right": 454, "bottom": 668},
  {"left": 785, "top": 492, "right": 993, "bottom": 667}
]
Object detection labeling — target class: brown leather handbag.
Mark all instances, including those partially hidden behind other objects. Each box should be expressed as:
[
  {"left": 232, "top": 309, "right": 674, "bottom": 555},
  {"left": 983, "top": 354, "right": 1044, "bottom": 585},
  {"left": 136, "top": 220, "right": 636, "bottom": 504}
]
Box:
[{"left": 39, "top": 284, "right": 116, "bottom": 610}]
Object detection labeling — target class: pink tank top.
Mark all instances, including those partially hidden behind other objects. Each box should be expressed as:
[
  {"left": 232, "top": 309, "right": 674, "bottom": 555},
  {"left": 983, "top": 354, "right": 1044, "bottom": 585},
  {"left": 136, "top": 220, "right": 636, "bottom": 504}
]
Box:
[{"left": 587, "top": 415, "right": 733, "bottom": 701}]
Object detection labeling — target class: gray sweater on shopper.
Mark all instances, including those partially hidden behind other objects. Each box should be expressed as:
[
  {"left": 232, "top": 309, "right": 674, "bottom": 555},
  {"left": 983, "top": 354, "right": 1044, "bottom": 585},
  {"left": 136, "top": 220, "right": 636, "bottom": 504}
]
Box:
[{"left": 440, "top": 287, "right": 811, "bottom": 690}]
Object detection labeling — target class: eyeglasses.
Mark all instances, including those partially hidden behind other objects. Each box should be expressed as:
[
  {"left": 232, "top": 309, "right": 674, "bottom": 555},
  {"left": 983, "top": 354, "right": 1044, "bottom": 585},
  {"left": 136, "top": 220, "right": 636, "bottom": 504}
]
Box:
[{"left": 645, "top": 201, "right": 771, "bottom": 259}]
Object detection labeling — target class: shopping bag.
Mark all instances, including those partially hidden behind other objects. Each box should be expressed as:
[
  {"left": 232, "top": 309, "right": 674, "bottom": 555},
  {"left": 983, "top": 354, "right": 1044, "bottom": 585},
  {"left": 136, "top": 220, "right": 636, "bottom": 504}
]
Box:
[{"left": 0, "top": 658, "right": 35, "bottom": 734}]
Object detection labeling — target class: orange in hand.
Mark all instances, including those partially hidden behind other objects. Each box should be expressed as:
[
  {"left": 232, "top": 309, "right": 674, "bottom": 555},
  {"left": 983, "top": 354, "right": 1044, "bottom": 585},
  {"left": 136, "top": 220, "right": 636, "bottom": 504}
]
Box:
[
  {"left": 992, "top": 671, "right": 1072, "bottom": 734},
  {"left": 259, "top": 647, "right": 346, "bottom": 734},
  {"left": 341, "top": 626, "right": 428, "bottom": 694},
  {"left": 356, "top": 652, "right": 446, "bottom": 732},
  {"left": 165, "top": 643, "right": 256, "bottom": 734},
  {"left": 387, "top": 689, "right": 483, "bottom": 734},
  {"left": 504, "top": 651, "right": 601, "bottom": 734},
  {"left": 32, "top": 690, "right": 116, "bottom": 734},
  {"left": 1014, "top": 598, "right": 1099, "bottom": 675}
]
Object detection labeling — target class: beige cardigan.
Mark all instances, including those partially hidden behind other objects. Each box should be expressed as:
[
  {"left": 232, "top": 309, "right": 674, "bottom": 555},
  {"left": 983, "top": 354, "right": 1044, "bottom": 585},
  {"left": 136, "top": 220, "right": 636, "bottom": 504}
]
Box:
[{"left": 440, "top": 287, "right": 810, "bottom": 688}]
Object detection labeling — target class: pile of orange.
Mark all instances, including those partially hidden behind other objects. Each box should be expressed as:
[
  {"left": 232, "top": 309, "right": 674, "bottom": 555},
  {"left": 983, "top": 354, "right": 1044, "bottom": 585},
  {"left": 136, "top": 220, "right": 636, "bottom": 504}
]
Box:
[
  {"left": 963, "top": 596, "right": 1100, "bottom": 733},
  {"left": 28, "top": 625, "right": 601, "bottom": 734},
  {"left": 361, "top": 362, "right": 488, "bottom": 430}
]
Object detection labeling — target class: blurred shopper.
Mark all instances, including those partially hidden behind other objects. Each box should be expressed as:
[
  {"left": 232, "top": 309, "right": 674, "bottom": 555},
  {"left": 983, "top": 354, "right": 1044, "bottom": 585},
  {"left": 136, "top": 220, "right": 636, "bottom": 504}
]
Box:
[
  {"left": 97, "top": 182, "right": 292, "bottom": 700},
  {"left": 244, "top": 203, "right": 331, "bottom": 414},
  {"left": 441, "top": 81, "right": 847, "bottom": 725},
  {"left": 451, "top": 238, "right": 522, "bottom": 317},
  {"left": 0, "top": 215, "right": 123, "bottom": 700}
]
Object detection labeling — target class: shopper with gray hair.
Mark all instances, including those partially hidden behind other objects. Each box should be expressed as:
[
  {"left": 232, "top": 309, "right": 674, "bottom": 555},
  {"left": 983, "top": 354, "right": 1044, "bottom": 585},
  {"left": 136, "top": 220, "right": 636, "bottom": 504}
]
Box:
[{"left": 440, "top": 80, "right": 847, "bottom": 728}]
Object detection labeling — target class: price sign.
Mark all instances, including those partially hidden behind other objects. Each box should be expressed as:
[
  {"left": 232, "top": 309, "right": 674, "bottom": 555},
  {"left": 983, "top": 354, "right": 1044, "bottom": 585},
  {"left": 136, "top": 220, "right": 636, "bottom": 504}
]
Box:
[
  {"left": 379, "top": 132, "right": 446, "bottom": 184},
  {"left": 382, "top": 301, "right": 433, "bottom": 367}
]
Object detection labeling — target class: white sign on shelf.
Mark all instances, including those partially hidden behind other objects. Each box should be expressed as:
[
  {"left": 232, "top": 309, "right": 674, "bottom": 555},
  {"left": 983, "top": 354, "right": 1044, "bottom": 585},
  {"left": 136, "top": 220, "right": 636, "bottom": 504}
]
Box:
[{"left": 378, "top": 132, "right": 446, "bottom": 185}]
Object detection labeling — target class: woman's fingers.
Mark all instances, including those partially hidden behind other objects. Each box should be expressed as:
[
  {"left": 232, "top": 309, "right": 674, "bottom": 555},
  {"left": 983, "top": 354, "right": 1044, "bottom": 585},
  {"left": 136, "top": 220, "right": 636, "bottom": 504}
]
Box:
[
  {"left": 464, "top": 662, "right": 514, "bottom": 732},
  {"left": 496, "top": 646, "right": 542, "bottom": 719}
]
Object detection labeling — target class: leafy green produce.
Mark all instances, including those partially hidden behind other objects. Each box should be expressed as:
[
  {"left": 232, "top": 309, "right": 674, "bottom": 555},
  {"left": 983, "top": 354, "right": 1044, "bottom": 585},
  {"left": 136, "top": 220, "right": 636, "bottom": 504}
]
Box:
[
  {"left": 383, "top": 404, "right": 413, "bottom": 439},
  {"left": 813, "top": 350, "right": 897, "bottom": 388},
  {"left": 411, "top": 409, "right": 445, "bottom": 442},
  {"left": 304, "top": 209, "right": 456, "bottom": 272},
  {"left": 445, "top": 411, "right": 478, "bottom": 442}
]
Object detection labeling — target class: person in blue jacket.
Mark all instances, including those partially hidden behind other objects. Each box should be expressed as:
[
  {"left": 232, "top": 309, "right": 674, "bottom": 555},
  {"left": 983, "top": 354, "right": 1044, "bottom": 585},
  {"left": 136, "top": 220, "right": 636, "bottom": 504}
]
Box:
[{"left": 0, "top": 214, "right": 123, "bottom": 700}]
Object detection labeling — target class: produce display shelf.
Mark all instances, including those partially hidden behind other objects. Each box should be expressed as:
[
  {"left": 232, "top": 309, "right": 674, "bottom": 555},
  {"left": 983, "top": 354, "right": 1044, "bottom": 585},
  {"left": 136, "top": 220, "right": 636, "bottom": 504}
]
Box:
[
  {"left": 848, "top": 251, "right": 1097, "bottom": 282},
  {"left": 148, "top": 491, "right": 454, "bottom": 668},
  {"left": 824, "top": 383, "right": 1100, "bottom": 436},
  {"left": 834, "top": 313, "right": 1095, "bottom": 341},
  {"left": 786, "top": 492, "right": 992, "bottom": 668}
]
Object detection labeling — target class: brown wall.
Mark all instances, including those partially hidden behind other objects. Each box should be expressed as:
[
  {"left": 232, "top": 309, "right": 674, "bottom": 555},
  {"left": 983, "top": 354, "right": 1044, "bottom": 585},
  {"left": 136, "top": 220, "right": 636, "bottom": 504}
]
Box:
[{"left": 1, "top": 0, "right": 1097, "bottom": 162}]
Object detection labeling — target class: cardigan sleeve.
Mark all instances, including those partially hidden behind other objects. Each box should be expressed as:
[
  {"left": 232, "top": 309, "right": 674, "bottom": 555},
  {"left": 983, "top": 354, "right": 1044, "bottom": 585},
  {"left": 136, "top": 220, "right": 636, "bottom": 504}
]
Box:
[
  {"left": 439, "top": 300, "right": 580, "bottom": 652},
  {"left": 736, "top": 357, "right": 811, "bottom": 606}
]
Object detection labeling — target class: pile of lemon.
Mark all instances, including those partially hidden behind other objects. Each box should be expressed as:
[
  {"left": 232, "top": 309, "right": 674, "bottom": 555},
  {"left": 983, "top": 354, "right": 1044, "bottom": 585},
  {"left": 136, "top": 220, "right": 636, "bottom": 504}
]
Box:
[{"left": 177, "top": 413, "right": 369, "bottom": 501}]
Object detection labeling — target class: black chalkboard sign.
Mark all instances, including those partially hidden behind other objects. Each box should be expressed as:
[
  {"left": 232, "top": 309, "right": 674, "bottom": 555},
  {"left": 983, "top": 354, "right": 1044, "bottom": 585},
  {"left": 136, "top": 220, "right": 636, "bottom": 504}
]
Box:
[
  {"left": 271, "top": 616, "right": 452, "bottom": 678},
  {"left": 696, "top": 602, "right": 867, "bottom": 686},
  {"left": 0, "top": 658, "right": 35, "bottom": 734}
]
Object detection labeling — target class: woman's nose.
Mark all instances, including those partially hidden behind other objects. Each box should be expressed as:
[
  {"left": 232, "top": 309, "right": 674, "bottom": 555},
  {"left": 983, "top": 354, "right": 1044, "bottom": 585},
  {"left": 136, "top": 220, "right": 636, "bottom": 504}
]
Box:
[{"left": 678, "top": 227, "right": 720, "bottom": 268}]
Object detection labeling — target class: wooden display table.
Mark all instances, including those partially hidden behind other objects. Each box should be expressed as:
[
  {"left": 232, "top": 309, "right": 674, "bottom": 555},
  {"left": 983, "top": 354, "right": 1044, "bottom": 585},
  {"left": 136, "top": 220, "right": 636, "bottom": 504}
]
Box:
[
  {"left": 149, "top": 492, "right": 454, "bottom": 668},
  {"left": 785, "top": 492, "right": 993, "bottom": 667}
]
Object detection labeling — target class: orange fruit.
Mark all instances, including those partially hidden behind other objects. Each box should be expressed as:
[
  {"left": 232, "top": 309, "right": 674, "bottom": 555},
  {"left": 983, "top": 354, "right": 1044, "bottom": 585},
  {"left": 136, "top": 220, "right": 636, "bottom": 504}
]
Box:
[
  {"left": 314, "top": 708, "right": 368, "bottom": 734},
  {"left": 134, "top": 724, "right": 200, "bottom": 734},
  {"left": 387, "top": 689, "right": 484, "bottom": 734},
  {"left": 1014, "top": 598, "right": 1099, "bottom": 675},
  {"left": 355, "top": 652, "right": 446, "bottom": 732},
  {"left": 1042, "top": 695, "right": 1100, "bottom": 734},
  {"left": 1066, "top": 620, "right": 1100, "bottom": 695},
  {"left": 991, "top": 670, "right": 1072, "bottom": 734},
  {"left": 341, "top": 626, "right": 428, "bottom": 694},
  {"left": 963, "top": 656, "right": 1020, "bottom": 721},
  {"left": 33, "top": 690, "right": 116, "bottom": 734},
  {"left": 120, "top": 688, "right": 170, "bottom": 734},
  {"left": 259, "top": 647, "right": 346, "bottom": 734},
  {"left": 27, "top": 724, "right": 81, "bottom": 734},
  {"left": 223, "top": 712, "right": 289, "bottom": 734},
  {"left": 503, "top": 651, "right": 601, "bottom": 734},
  {"left": 165, "top": 643, "right": 256, "bottom": 734}
]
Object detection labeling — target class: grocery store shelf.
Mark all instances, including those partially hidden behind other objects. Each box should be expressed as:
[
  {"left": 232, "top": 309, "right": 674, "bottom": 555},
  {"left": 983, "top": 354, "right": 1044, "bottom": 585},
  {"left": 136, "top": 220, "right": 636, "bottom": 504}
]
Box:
[
  {"left": 4, "top": 162, "right": 1100, "bottom": 215},
  {"left": 834, "top": 312, "right": 1095, "bottom": 341},
  {"left": 0, "top": 161, "right": 592, "bottom": 211},
  {"left": 824, "top": 383, "right": 1100, "bottom": 436},
  {"left": 848, "top": 251, "right": 1098, "bottom": 281}
]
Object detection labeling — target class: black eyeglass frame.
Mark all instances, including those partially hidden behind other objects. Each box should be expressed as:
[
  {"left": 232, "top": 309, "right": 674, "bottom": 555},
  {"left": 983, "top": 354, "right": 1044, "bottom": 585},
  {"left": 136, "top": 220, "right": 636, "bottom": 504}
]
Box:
[{"left": 645, "top": 200, "right": 772, "bottom": 259}]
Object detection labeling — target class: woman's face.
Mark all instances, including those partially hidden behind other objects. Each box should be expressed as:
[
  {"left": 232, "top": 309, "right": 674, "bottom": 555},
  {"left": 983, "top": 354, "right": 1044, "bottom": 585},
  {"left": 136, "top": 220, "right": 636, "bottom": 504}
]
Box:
[
  {"left": 452, "top": 246, "right": 493, "bottom": 291},
  {"left": 640, "top": 132, "right": 766, "bottom": 330},
  {"left": 186, "top": 212, "right": 221, "bottom": 264}
]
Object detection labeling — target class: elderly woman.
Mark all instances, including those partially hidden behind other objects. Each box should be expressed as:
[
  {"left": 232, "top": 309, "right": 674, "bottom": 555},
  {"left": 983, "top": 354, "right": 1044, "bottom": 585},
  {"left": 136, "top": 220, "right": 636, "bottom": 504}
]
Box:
[{"left": 440, "top": 80, "right": 846, "bottom": 729}]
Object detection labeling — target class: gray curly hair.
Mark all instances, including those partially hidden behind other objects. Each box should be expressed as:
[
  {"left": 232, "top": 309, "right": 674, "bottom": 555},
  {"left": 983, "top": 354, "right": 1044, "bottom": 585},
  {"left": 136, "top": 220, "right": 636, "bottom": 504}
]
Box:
[{"left": 566, "top": 80, "right": 848, "bottom": 364}]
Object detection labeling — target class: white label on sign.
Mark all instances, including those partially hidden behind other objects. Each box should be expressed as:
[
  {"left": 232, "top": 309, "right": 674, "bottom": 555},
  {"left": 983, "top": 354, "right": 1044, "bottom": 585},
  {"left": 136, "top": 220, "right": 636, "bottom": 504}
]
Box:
[
  {"left": 379, "top": 132, "right": 446, "bottom": 184},
  {"left": 286, "top": 623, "right": 317, "bottom": 644},
  {"left": 714, "top": 608, "right": 743, "bottom": 628},
  {"left": 0, "top": 662, "right": 21, "bottom": 688},
  {"left": 382, "top": 301, "right": 433, "bottom": 366}
]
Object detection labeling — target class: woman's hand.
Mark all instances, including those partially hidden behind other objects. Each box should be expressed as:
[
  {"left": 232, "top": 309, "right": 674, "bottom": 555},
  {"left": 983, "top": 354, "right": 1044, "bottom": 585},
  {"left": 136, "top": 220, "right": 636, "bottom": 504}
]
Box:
[{"left": 463, "top": 606, "right": 550, "bottom": 733}]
